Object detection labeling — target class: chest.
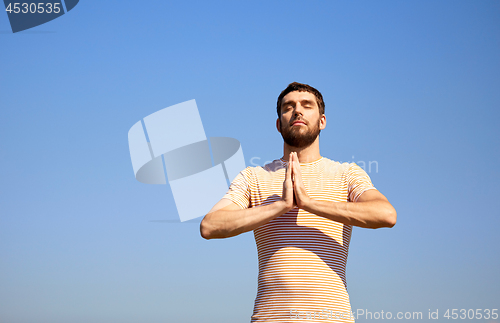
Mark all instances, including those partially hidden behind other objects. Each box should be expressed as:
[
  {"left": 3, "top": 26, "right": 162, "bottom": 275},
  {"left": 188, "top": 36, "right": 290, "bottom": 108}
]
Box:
[{"left": 249, "top": 166, "right": 349, "bottom": 207}]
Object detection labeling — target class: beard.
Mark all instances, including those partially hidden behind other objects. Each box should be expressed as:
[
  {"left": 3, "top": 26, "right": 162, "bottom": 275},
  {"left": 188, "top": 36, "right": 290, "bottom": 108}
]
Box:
[{"left": 280, "top": 118, "right": 321, "bottom": 148}]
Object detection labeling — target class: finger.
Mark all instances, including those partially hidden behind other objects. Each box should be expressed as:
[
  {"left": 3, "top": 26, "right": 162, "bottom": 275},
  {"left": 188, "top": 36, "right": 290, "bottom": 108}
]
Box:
[
  {"left": 292, "top": 153, "right": 299, "bottom": 177},
  {"left": 291, "top": 158, "right": 297, "bottom": 190},
  {"left": 293, "top": 156, "right": 304, "bottom": 187},
  {"left": 285, "top": 154, "right": 292, "bottom": 181},
  {"left": 292, "top": 153, "right": 300, "bottom": 183}
]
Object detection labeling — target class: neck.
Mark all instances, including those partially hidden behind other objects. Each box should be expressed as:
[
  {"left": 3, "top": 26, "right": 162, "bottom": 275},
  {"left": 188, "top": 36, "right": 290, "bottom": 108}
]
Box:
[{"left": 282, "top": 138, "right": 321, "bottom": 163}]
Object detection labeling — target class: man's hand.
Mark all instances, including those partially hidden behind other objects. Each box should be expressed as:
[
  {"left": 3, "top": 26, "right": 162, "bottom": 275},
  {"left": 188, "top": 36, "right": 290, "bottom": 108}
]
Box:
[
  {"left": 286, "top": 151, "right": 397, "bottom": 228},
  {"left": 201, "top": 156, "right": 297, "bottom": 239},
  {"left": 289, "top": 152, "right": 312, "bottom": 209},
  {"left": 281, "top": 153, "right": 296, "bottom": 212}
]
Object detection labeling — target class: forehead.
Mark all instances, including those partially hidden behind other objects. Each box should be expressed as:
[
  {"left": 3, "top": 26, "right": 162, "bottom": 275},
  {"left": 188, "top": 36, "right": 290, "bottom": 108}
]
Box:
[{"left": 281, "top": 91, "right": 317, "bottom": 106}]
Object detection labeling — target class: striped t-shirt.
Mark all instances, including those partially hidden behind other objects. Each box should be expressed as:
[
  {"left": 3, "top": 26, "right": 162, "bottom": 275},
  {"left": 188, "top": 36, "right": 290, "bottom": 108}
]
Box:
[{"left": 223, "top": 157, "right": 376, "bottom": 323}]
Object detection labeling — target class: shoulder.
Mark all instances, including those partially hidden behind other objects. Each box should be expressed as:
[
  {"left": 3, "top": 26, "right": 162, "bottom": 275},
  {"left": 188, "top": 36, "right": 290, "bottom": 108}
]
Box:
[
  {"left": 318, "top": 157, "right": 351, "bottom": 175},
  {"left": 239, "top": 158, "right": 285, "bottom": 183},
  {"left": 236, "top": 158, "right": 284, "bottom": 179},
  {"left": 321, "top": 157, "right": 367, "bottom": 173},
  {"left": 346, "top": 162, "right": 370, "bottom": 176},
  {"left": 262, "top": 158, "right": 285, "bottom": 173},
  {"left": 245, "top": 158, "right": 285, "bottom": 174}
]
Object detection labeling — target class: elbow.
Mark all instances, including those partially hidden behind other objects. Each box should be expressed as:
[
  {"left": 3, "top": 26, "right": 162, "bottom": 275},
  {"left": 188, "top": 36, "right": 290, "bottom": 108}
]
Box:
[
  {"left": 200, "top": 215, "right": 226, "bottom": 240},
  {"left": 200, "top": 228, "right": 211, "bottom": 240},
  {"left": 366, "top": 204, "right": 397, "bottom": 229},
  {"left": 200, "top": 217, "right": 213, "bottom": 240},
  {"left": 384, "top": 207, "right": 397, "bottom": 228}
]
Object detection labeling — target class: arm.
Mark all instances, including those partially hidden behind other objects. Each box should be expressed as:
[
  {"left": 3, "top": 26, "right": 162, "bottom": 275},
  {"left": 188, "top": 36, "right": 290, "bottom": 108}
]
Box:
[
  {"left": 200, "top": 161, "right": 295, "bottom": 239},
  {"left": 200, "top": 198, "right": 291, "bottom": 239},
  {"left": 290, "top": 152, "right": 397, "bottom": 229},
  {"left": 298, "top": 189, "right": 396, "bottom": 229}
]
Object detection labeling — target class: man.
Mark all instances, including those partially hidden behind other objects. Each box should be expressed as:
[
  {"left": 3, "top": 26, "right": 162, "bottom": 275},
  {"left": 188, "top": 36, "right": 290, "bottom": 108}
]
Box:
[{"left": 200, "top": 82, "right": 396, "bottom": 322}]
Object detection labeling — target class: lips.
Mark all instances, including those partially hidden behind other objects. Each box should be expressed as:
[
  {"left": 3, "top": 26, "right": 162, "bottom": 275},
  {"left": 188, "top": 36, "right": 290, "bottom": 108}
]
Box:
[{"left": 291, "top": 120, "right": 307, "bottom": 126}]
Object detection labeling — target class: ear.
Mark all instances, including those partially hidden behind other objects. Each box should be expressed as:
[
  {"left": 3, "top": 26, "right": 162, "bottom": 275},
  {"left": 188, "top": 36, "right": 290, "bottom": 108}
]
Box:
[
  {"left": 276, "top": 118, "right": 281, "bottom": 133},
  {"left": 319, "top": 114, "right": 326, "bottom": 130}
]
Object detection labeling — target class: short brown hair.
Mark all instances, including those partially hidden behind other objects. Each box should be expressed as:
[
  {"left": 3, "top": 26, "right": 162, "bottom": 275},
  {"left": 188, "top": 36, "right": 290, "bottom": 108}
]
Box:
[{"left": 276, "top": 82, "right": 325, "bottom": 118}]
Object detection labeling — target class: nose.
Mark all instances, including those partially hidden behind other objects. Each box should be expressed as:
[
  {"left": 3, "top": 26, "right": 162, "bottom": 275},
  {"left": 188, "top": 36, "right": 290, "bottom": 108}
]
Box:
[{"left": 294, "top": 103, "right": 304, "bottom": 116}]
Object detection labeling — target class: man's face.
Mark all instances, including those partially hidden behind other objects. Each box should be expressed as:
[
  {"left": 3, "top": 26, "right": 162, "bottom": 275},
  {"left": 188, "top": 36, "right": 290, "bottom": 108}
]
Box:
[{"left": 277, "top": 91, "right": 326, "bottom": 148}]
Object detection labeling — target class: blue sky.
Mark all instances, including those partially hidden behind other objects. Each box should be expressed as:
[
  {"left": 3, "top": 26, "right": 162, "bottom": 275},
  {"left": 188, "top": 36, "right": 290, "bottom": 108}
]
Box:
[{"left": 1, "top": 1, "right": 499, "bottom": 322}]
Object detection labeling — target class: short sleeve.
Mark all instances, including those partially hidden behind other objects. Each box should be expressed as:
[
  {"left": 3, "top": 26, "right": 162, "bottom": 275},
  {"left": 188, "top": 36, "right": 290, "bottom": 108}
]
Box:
[
  {"left": 222, "top": 168, "right": 252, "bottom": 209},
  {"left": 347, "top": 163, "right": 377, "bottom": 202}
]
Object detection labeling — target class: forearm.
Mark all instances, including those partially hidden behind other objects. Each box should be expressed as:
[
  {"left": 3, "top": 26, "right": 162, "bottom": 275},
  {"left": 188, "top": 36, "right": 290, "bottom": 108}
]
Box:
[
  {"left": 302, "top": 198, "right": 397, "bottom": 229},
  {"left": 200, "top": 200, "right": 291, "bottom": 239}
]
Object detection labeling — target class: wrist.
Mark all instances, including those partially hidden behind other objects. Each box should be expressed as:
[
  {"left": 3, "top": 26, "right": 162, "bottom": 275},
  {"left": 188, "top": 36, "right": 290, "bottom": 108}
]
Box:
[
  {"left": 297, "top": 196, "right": 314, "bottom": 212},
  {"left": 276, "top": 199, "right": 293, "bottom": 214}
]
